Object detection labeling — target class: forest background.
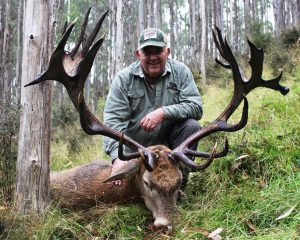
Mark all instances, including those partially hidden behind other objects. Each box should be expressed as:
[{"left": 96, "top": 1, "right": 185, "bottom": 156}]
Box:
[{"left": 0, "top": 0, "right": 300, "bottom": 239}]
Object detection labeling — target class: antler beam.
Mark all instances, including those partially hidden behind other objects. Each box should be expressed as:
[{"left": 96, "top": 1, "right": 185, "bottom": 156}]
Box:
[{"left": 170, "top": 26, "right": 289, "bottom": 171}]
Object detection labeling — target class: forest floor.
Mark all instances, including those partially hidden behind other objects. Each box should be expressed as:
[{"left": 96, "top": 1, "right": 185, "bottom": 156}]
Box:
[{"left": 1, "top": 64, "right": 300, "bottom": 240}]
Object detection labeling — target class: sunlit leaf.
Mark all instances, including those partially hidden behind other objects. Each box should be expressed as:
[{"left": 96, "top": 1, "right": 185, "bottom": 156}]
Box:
[
  {"left": 275, "top": 203, "right": 298, "bottom": 221},
  {"left": 208, "top": 227, "right": 223, "bottom": 240},
  {"left": 245, "top": 220, "right": 257, "bottom": 232}
]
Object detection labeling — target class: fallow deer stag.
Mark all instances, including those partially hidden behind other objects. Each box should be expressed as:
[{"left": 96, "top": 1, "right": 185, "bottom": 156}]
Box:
[{"left": 25, "top": 9, "right": 289, "bottom": 230}]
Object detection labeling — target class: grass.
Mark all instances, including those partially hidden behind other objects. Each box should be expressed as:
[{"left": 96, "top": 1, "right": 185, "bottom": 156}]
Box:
[{"left": 1, "top": 65, "right": 300, "bottom": 239}]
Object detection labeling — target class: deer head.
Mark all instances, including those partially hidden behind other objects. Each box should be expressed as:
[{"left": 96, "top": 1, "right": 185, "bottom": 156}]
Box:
[{"left": 26, "top": 9, "right": 289, "bottom": 230}]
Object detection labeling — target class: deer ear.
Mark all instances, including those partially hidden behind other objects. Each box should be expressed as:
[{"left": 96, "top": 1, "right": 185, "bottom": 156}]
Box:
[{"left": 103, "top": 159, "right": 142, "bottom": 183}]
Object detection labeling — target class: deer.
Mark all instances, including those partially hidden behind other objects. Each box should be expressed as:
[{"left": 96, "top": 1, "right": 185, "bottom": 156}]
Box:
[{"left": 25, "top": 8, "right": 289, "bottom": 231}]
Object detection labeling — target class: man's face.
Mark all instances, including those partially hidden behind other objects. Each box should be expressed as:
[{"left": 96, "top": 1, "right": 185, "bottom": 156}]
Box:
[{"left": 136, "top": 46, "right": 170, "bottom": 81}]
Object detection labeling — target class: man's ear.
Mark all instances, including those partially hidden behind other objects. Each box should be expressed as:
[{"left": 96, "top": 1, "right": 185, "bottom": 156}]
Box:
[
  {"left": 135, "top": 49, "right": 141, "bottom": 59},
  {"left": 166, "top": 47, "right": 171, "bottom": 56}
]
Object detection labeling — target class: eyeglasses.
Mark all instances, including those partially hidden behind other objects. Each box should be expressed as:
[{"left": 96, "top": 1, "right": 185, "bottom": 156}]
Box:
[{"left": 141, "top": 47, "right": 164, "bottom": 56}]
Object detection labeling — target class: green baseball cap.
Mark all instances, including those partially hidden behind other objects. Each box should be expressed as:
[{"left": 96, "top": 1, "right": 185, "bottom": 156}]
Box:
[{"left": 138, "top": 28, "right": 167, "bottom": 50}]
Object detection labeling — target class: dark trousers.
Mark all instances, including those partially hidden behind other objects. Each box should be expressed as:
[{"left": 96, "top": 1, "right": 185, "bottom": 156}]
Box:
[{"left": 166, "top": 119, "right": 201, "bottom": 189}]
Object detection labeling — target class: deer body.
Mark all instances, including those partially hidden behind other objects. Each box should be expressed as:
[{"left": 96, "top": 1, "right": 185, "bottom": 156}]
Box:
[
  {"left": 50, "top": 161, "right": 139, "bottom": 207},
  {"left": 50, "top": 145, "right": 182, "bottom": 227}
]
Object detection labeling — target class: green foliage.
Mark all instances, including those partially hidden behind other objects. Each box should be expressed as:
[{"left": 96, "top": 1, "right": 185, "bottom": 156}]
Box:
[
  {"left": 204, "top": 60, "right": 232, "bottom": 87},
  {"left": 52, "top": 100, "right": 78, "bottom": 129},
  {"left": 0, "top": 102, "right": 20, "bottom": 203},
  {"left": 51, "top": 98, "right": 89, "bottom": 160},
  {"left": 267, "top": 50, "right": 291, "bottom": 75},
  {"left": 249, "top": 21, "right": 273, "bottom": 49},
  {"left": 265, "top": 27, "right": 300, "bottom": 76},
  {"left": 281, "top": 27, "right": 300, "bottom": 47}
]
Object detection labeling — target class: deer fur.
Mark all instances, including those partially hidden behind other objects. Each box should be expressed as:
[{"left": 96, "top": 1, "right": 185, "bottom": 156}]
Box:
[{"left": 50, "top": 145, "right": 182, "bottom": 228}]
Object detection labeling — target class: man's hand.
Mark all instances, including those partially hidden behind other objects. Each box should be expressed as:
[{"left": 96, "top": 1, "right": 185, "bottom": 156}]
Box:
[{"left": 140, "top": 107, "right": 165, "bottom": 132}]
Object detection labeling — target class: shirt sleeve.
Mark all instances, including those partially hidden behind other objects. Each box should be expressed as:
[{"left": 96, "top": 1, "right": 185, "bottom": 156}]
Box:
[
  {"left": 103, "top": 73, "right": 131, "bottom": 162},
  {"left": 162, "top": 67, "right": 203, "bottom": 120}
]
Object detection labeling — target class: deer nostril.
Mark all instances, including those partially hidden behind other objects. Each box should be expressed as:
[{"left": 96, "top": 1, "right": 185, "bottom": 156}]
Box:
[
  {"left": 154, "top": 217, "right": 171, "bottom": 228},
  {"left": 153, "top": 218, "right": 173, "bottom": 233}
]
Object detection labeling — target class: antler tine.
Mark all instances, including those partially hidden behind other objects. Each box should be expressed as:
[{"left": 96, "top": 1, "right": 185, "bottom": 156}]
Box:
[
  {"left": 213, "top": 25, "right": 227, "bottom": 61},
  {"left": 171, "top": 142, "right": 218, "bottom": 171},
  {"left": 184, "top": 137, "right": 229, "bottom": 159},
  {"left": 171, "top": 25, "right": 289, "bottom": 171},
  {"left": 245, "top": 39, "right": 289, "bottom": 96},
  {"left": 118, "top": 134, "right": 140, "bottom": 160},
  {"left": 82, "top": 9, "right": 110, "bottom": 56},
  {"left": 56, "top": 20, "right": 77, "bottom": 51},
  {"left": 24, "top": 21, "right": 76, "bottom": 88},
  {"left": 70, "top": 7, "right": 92, "bottom": 58},
  {"left": 62, "top": 21, "right": 68, "bottom": 35}
]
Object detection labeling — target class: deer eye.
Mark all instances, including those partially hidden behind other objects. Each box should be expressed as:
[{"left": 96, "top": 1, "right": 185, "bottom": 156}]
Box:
[{"left": 143, "top": 180, "right": 152, "bottom": 191}]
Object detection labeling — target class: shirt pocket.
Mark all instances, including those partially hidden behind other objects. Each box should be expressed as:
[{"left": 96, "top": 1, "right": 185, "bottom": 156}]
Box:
[
  {"left": 128, "top": 90, "right": 145, "bottom": 115},
  {"left": 166, "top": 82, "right": 180, "bottom": 104}
]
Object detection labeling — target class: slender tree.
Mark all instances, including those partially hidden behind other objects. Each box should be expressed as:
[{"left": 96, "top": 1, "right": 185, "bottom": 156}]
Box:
[
  {"left": 213, "top": 0, "right": 224, "bottom": 58},
  {"left": 148, "top": 0, "right": 155, "bottom": 27},
  {"left": 155, "top": 0, "right": 162, "bottom": 29},
  {"left": 244, "top": 0, "right": 252, "bottom": 38},
  {"left": 188, "top": 0, "right": 196, "bottom": 69},
  {"left": 108, "top": 0, "right": 117, "bottom": 84},
  {"left": 291, "top": 0, "right": 300, "bottom": 30},
  {"left": 14, "top": 0, "right": 24, "bottom": 103},
  {"left": 168, "top": 0, "right": 175, "bottom": 58},
  {"left": 0, "top": 0, "right": 18, "bottom": 202},
  {"left": 0, "top": 0, "right": 14, "bottom": 106},
  {"left": 139, "top": 0, "right": 146, "bottom": 33},
  {"left": 200, "top": 0, "right": 206, "bottom": 84},
  {"left": 115, "top": 0, "right": 124, "bottom": 73},
  {"left": 273, "top": 0, "right": 285, "bottom": 38}
]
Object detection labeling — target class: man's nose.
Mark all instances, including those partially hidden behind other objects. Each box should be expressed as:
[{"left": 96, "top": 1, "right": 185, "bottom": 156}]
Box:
[{"left": 148, "top": 53, "right": 159, "bottom": 59}]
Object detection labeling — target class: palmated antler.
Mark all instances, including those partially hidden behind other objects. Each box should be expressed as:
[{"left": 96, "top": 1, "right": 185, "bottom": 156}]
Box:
[
  {"left": 170, "top": 26, "right": 289, "bottom": 171},
  {"left": 25, "top": 8, "right": 157, "bottom": 171}
]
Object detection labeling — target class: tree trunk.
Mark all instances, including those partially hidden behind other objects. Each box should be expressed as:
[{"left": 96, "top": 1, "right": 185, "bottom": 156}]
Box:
[
  {"left": 15, "top": 0, "right": 53, "bottom": 214},
  {"left": 291, "top": 0, "right": 300, "bottom": 29},
  {"left": 139, "top": 0, "right": 146, "bottom": 33},
  {"left": 244, "top": 0, "right": 251, "bottom": 38},
  {"left": 188, "top": 0, "right": 196, "bottom": 69},
  {"left": 115, "top": 0, "right": 124, "bottom": 73},
  {"left": 108, "top": 0, "right": 117, "bottom": 84},
  {"left": 200, "top": 0, "right": 206, "bottom": 85},
  {"left": 213, "top": 0, "right": 223, "bottom": 58},
  {"left": 273, "top": 0, "right": 285, "bottom": 38},
  {"left": 213, "top": 0, "right": 223, "bottom": 30},
  {"left": 207, "top": 1, "right": 213, "bottom": 59},
  {"left": 0, "top": 0, "right": 14, "bottom": 106},
  {"left": 14, "top": 0, "right": 24, "bottom": 104},
  {"left": 174, "top": 0, "right": 182, "bottom": 61},
  {"left": 168, "top": 0, "right": 175, "bottom": 58},
  {"left": 0, "top": 0, "right": 16, "bottom": 202},
  {"left": 148, "top": 0, "right": 155, "bottom": 27},
  {"left": 52, "top": 0, "right": 64, "bottom": 111},
  {"left": 155, "top": 0, "right": 162, "bottom": 29},
  {"left": 233, "top": 0, "right": 238, "bottom": 53}
]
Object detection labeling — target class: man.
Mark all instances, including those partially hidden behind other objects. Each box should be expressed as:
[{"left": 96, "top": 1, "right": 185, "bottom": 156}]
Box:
[{"left": 103, "top": 28, "right": 202, "bottom": 187}]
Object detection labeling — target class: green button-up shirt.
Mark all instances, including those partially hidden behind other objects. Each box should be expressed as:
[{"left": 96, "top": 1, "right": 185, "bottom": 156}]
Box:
[{"left": 103, "top": 58, "right": 202, "bottom": 161}]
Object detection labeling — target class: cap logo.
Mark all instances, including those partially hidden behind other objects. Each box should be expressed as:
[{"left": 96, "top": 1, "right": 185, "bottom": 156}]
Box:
[{"left": 144, "top": 31, "right": 157, "bottom": 40}]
